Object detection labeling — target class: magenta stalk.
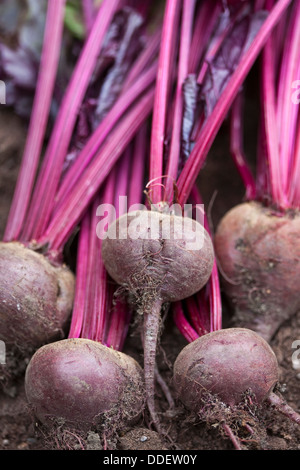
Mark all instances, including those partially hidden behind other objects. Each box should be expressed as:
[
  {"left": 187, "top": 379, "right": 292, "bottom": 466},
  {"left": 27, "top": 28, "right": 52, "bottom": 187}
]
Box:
[
  {"left": 4, "top": 0, "right": 66, "bottom": 242},
  {"left": 149, "top": 0, "right": 181, "bottom": 204}
]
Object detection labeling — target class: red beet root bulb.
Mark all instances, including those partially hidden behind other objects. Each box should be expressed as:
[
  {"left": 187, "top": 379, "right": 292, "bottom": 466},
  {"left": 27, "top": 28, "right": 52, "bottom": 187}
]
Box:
[
  {"left": 102, "top": 210, "right": 214, "bottom": 303},
  {"left": 214, "top": 201, "right": 300, "bottom": 342},
  {"left": 102, "top": 209, "right": 215, "bottom": 431},
  {"left": 173, "top": 327, "right": 300, "bottom": 449},
  {"left": 173, "top": 328, "right": 279, "bottom": 409},
  {"left": 25, "top": 338, "right": 145, "bottom": 431},
  {"left": 0, "top": 242, "right": 75, "bottom": 351}
]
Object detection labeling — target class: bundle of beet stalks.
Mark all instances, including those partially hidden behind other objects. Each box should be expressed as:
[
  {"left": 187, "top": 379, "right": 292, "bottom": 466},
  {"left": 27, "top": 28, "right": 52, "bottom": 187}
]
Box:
[{"left": 1, "top": 0, "right": 300, "bottom": 451}]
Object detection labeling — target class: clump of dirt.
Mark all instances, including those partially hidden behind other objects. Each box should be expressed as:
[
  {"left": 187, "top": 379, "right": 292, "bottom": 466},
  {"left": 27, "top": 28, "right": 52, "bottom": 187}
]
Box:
[{"left": 119, "top": 428, "right": 168, "bottom": 451}]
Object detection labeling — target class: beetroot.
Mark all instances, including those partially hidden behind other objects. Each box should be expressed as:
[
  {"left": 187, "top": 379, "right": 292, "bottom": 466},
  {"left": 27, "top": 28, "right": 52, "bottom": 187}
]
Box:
[
  {"left": 214, "top": 202, "right": 300, "bottom": 342},
  {"left": 102, "top": 210, "right": 214, "bottom": 303},
  {"left": 0, "top": 242, "right": 74, "bottom": 351},
  {"left": 173, "top": 327, "right": 300, "bottom": 449},
  {"left": 25, "top": 338, "right": 144, "bottom": 432},
  {"left": 173, "top": 328, "right": 278, "bottom": 408},
  {"left": 24, "top": 158, "right": 147, "bottom": 448},
  {"left": 0, "top": 1, "right": 75, "bottom": 373},
  {"left": 102, "top": 209, "right": 215, "bottom": 431}
]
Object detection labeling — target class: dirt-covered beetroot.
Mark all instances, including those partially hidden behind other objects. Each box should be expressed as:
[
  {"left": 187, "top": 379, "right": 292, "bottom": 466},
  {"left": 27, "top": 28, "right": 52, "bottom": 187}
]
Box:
[
  {"left": 173, "top": 328, "right": 278, "bottom": 409},
  {"left": 25, "top": 338, "right": 145, "bottom": 431},
  {"left": 102, "top": 210, "right": 214, "bottom": 303},
  {"left": 102, "top": 208, "right": 214, "bottom": 431},
  {"left": 0, "top": 242, "right": 75, "bottom": 351},
  {"left": 214, "top": 201, "right": 300, "bottom": 342},
  {"left": 173, "top": 327, "right": 300, "bottom": 449}
]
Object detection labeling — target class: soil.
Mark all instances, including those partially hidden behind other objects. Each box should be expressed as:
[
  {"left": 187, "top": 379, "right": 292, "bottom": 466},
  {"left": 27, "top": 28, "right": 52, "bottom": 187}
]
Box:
[{"left": 0, "top": 69, "right": 300, "bottom": 452}]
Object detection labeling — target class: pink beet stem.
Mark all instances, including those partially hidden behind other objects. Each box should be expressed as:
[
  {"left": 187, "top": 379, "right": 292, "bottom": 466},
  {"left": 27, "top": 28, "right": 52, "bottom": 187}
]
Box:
[
  {"left": 122, "top": 28, "right": 161, "bottom": 92},
  {"left": 177, "top": 0, "right": 292, "bottom": 206},
  {"left": 22, "top": 0, "right": 121, "bottom": 242},
  {"left": 230, "top": 92, "right": 256, "bottom": 200},
  {"left": 209, "top": 260, "right": 222, "bottom": 332},
  {"left": 69, "top": 169, "right": 116, "bottom": 341},
  {"left": 3, "top": 0, "right": 66, "bottom": 243},
  {"left": 82, "top": 0, "right": 95, "bottom": 35},
  {"left": 190, "top": 184, "right": 222, "bottom": 332},
  {"left": 255, "top": 113, "right": 272, "bottom": 201},
  {"left": 165, "top": 0, "right": 196, "bottom": 199},
  {"left": 91, "top": 251, "right": 108, "bottom": 343},
  {"left": 260, "top": 2, "right": 288, "bottom": 209},
  {"left": 173, "top": 302, "right": 199, "bottom": 343},
  {"left": 93, "top": 171, "right": 117, "bottom": 343},
  {"left": 81, "top": 194, "right": 106, "bottom": 340},
  {"left": 114, "top": 149, "right": 131, "bottom": 219},
  {"left": 128, "top": 124, "right": 148, "bottom": 208},
  {"left": 105, "top": 296, "right": 132, "bottom": 352},
  {"left": 195, "top": 288, "right": 211, "bottom": 333},
  {"left": 188, "top": 0, "right": 221, "bottom": 75},
  {"left": 149, "top": 0, "right": 181, "bottom": 204},
  {"left": 289, "top": 116, "right": 300, "bottom": 206},
  {"left": 68, "top": 209, "right": 90, "bottom": 339},
  {"left": 276, "top": 0, "right": 300, "bottom": 197},
  {"left": 85, "top": 169, "right": 117, "bottom": 341},
  {"left": 185, "top": 296, "right": 207, "bottom": 337}
]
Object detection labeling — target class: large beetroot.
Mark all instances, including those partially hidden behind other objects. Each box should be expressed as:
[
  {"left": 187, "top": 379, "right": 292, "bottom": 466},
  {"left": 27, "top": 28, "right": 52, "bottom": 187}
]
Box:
[
  {"left": 173, "top": 327, "right": 300, "bottom": 450},
  {"left": 214, "top": 202, "right": 300, "bottom": 341},
  {"left": 25, "top": 338, "right": 144, "bottom": 432},
  {"left": 174, "top": 328, "right": 279, "bottom": 408}
]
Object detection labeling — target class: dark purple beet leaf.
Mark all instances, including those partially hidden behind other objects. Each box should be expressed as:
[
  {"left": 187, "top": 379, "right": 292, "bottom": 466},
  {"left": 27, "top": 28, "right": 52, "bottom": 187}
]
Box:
[{"left": 200, "top": 9, "right": 268, "bottom": 117}]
